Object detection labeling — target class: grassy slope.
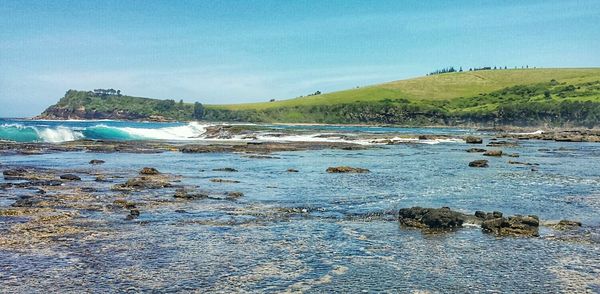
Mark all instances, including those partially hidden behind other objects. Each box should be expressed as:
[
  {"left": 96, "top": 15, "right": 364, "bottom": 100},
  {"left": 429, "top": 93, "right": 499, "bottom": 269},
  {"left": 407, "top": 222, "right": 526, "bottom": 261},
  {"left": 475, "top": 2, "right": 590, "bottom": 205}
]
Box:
[
  {"left": 208, "top": 68, "right": 600, "bottom": 110},
  {"left": 43, "top": 68, "right": 600, "bottom": 125}
]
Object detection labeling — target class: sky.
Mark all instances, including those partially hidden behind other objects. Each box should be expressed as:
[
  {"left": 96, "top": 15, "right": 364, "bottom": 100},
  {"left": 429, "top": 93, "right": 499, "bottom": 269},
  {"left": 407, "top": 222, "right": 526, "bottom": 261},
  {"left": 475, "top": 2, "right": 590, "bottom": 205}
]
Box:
[{"left": 1, "top": 0, "right": 599, "bottom": 117}]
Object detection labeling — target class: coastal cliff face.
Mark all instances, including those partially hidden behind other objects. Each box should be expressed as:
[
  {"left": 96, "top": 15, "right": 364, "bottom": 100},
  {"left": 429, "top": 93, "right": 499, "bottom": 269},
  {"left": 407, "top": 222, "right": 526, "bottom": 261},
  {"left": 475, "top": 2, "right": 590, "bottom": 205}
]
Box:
[{"left": 37, "top": 105, "right": 149, "bottom": 120}]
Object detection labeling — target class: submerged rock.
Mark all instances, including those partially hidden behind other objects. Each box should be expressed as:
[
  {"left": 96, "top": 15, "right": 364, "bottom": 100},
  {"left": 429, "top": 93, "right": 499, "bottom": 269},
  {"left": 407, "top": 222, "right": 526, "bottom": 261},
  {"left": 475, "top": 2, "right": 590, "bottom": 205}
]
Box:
[
  {"left": 12, "top": 196, "right": 42, "bottom": 208},
  {"left": 464, "top": 136, "right": 483, "bottom": 144},
  {"left": 210, "top": 178, "right": 240, "bottom": 183},
  {"left": 548, "top": 220, "right": 582, "bottom": 230},
  {"left": 112, "top": 199, "right": 136, "bottom": 209},
  {"left": 469, "top": 159, "right": 489, "bottom": 168},
  {"left": 487, "top": 140, "right": 518, "bottom": 147},
  {"left": 326, "top": 166, "right": 370, "bottom": 173},
  {"left": 483, "top": 150, "right": 503, "bottom": 157},
  {"left": 466, "top": 148, "right": 487, "bottom": 153},
  {"left": 2, "top": 168, "right": 53, "bottom": 181},
  {"left": 13, "top": 179, "right": 63, "bottom": 187},
  {"left": 60, "top": 174, "right": 81, "bottom": 181},
  {"left": 139, "top": 167, "right": 160, "bottom": 175},
  {"left": 3, "top": 168, "right": 28, "bottom": 180},
  {"left": 212, "top": 167, "right": 238, "bottom": 172},
  {"left": 95, "top": 175, "right": 110, "bottom": 182},
  {"left": 113, "top": 176, "right": 172, "bottom": 190},
  {"left": 174, "top": 188, "right": 208, "bottom": 199},
  {"left": 508, "top": 161, "right": 537, "bottom": 166},
  {"left": 126, "top": 209, "right": 140, "bottom": 220},
  {"left": 482, "top": 215, "right": 540, "bottom": 237},
  {"left": 398, "top": 207, "right": 466, "bottom": 230},
  {"left": 225, "top": 191, "right": 244, "bottom": 199}
]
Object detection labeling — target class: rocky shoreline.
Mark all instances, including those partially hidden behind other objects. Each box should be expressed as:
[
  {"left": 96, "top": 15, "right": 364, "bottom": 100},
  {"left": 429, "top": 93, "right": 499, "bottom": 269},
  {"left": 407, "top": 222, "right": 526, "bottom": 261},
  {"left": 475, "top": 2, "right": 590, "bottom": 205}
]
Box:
[
  {"left": 0, "top": 160, "right": 596, "bottom": 250},
  {"left": 1, "top": 130, "right": 599, "bottom": 251}
]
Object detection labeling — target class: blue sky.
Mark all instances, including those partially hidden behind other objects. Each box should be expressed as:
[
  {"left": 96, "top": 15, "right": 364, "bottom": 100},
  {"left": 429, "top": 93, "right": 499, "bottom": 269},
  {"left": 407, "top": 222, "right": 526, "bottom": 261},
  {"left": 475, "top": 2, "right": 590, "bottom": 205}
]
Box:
[{"left": 1, "top": 0, "right": 599, "bottom": 117}]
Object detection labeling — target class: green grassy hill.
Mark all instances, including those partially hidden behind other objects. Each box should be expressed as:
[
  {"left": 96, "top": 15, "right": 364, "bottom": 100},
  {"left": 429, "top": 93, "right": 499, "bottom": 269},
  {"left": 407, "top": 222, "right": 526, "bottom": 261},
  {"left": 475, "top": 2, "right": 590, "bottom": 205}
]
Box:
[
  {"left": 212, "top": 68, "right": 600, "bottom": 110},
  {"left": 205, "top": 68, "right": 600, "bottom": 126},
  {"left": 40, "top": 68, "right": 600, "bottom": 126}
]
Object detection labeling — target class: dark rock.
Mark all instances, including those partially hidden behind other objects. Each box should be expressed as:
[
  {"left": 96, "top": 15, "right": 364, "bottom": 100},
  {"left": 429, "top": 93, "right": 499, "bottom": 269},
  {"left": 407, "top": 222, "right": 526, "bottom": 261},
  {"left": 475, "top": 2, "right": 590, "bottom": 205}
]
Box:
[
  {"left": 210, "top": 178, "right": 240, "bottom": 183},
  {"left": 465, "top": 136, "right": 483, "bottom": 144},
  {"left": 226, "top": 191, "right": 244, "bottom": 198},
  {"left": 95, "top": 176, "right": 110, "bottom": 182},
  {"left": 3, "top": 168, "right": 28, "bottom": 180},
  {"left": 12, "top": 196, "right": 42, "bottom": 208},
  {"left": 555, "top": 136, "right": 583, "bottom": 142},
  {"left": 174, "top": 188, "right": 208, "bottom": 199},
  {"left": 469, "top": 159, "right": 488, "bottom": 168},
  {"left": 140, "top": 167, "right": 160, "bottom": 175},
  {"left": 13, "top": 180, "right": 63, "bottom": 187},
  {"left": 508, "top": 161, "right": 535, "bottom": 166},
  {"left": 112, "top": 199, "right": 136, "bottom": 209},
  {"left": 483, "top": 150, "right": 503, "bottom": 157},
  {"left": 398, "top": 207, "right": 465, "bottom": 230},
  {"left": 474, "top": 210, "right": 503, "bottom": 220},
  {"left": 212, "top": 167, "right": 238, "bottom": 172},
  {"left": 474, "top": 211, "right": 486, "bottom": 219},
  {"left": 60, "top": 174, "right": 81, "bottom": 181},
  {"left": 243, "top": 154, "right": 280, "bottom": 159},
  {"left": 113, "top": 176, "right": 172, "bottom": 190},
  {"left": 487, "top": 141, "right": 518, "bottom": 147},
  {"left": 126, "top": 209, "right": 140, "bottom": 220},
  {"left": 466, "top": 148, "right": 487, "bottom": 153},
  {"left": 89, "top": 159, "right": 105, "bottom": 165},
  {"left": 482, "top": 215, "right": 539, "bottom": 237},
  {"left": 326, "top": 166, "right": 370, "bottom": 173},
  {"left": 287, "top": 169, "right": 299, "bottom": 172}
]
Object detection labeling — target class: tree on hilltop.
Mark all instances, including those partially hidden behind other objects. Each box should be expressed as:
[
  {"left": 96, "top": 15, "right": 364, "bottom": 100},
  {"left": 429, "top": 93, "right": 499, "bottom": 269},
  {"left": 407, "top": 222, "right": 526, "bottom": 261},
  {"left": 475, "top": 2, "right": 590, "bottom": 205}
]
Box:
[{"left": 193, "top": 102, "right": 205, "bottom": 119}]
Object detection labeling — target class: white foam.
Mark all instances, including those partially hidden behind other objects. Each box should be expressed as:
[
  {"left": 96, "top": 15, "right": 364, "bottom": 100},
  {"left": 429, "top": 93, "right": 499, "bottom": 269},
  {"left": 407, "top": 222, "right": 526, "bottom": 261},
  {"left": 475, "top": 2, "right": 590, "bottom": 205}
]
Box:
[
  {"left": 117, "top": 122, "right": 210, "bottom": 140},
  {"left": 511, "top": 130, "right": 545, "bottom": 135},
  {"left": 367, "top": 137, "right": 463, "bottom": 145},
  {"left": 36, "top": 126, "right": 84, "bottom": 143}
]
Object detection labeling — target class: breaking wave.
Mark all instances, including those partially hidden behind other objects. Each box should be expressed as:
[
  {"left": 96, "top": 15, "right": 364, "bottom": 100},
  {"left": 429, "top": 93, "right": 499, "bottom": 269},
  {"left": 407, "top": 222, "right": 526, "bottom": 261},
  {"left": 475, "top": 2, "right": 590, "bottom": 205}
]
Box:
[
  {"left": 0, "top": 121, "right": 462, "bottom": 145},
  {"left": 0, "top": 122, "right": 210, "bottom": 143}
]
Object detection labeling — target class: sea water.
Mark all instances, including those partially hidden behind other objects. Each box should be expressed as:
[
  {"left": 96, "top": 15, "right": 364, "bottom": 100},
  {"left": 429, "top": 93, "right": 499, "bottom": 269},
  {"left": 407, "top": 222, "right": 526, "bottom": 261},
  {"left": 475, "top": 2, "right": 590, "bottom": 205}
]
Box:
[{"left": 0, "top": 120, "right": 599, "bottom": 292}]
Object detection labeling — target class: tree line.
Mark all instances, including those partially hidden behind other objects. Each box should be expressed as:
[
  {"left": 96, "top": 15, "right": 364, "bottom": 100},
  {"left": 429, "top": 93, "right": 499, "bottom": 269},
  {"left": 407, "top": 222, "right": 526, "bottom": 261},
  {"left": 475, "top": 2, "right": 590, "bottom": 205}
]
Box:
[{"left": 428, "top": 65, "right": 536, "bottom": 75}]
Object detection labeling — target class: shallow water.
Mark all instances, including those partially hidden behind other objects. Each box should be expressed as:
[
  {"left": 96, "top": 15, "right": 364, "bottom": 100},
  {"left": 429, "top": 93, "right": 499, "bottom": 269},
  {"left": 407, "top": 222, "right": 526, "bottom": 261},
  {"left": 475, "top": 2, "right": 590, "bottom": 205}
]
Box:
[{"left": 1, "top": 124, "right": 599, "bottom": 292}]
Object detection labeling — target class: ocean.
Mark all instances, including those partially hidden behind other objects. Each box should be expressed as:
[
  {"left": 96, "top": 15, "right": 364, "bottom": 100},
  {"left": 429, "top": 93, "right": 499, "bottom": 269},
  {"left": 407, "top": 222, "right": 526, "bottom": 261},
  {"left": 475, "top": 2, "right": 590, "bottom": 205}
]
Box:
[{"left": 0, "top": 119, "right": 599, "bottom": 292}]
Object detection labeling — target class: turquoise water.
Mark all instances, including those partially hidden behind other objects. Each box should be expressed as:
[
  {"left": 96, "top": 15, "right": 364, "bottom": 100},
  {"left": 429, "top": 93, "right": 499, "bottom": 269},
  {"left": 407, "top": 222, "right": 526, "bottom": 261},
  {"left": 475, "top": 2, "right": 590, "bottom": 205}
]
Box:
[
  {"left": 0, "top": 119, "right": 193, "bottom": 142},
  {"left": 0, "top": 119, "right": 474, "bottom": 143},
  {"left": 0, "top": 121, "right": 599, "bottom": 292}
]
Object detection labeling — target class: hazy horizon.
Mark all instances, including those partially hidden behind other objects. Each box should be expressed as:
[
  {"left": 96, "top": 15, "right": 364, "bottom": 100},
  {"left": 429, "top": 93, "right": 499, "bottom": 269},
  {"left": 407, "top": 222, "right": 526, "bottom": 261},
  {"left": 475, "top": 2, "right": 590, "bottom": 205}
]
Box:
[{"left": 1, "top": 0, "right": 599, "bottom": 117}]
